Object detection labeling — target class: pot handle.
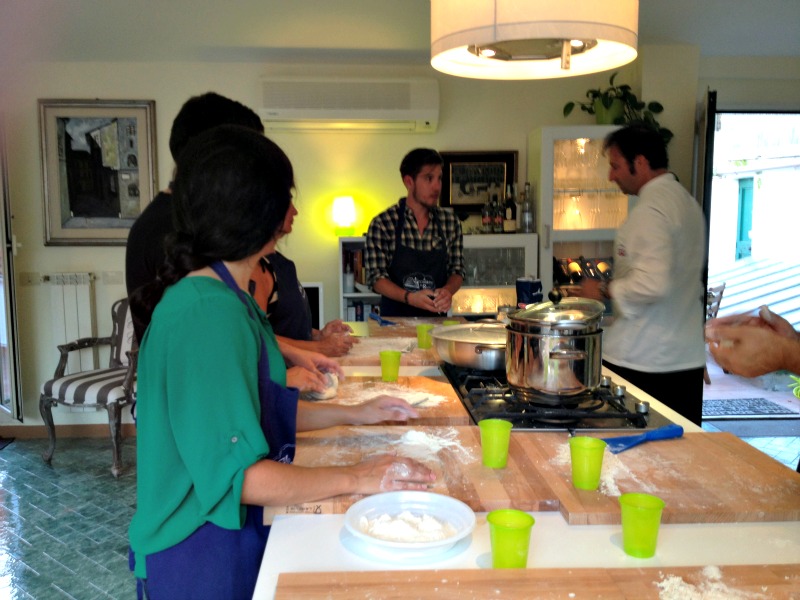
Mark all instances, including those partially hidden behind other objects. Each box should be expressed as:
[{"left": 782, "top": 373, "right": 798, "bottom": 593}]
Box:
[
  {"left": 549, "top": 349, "right": 587, "bottom": 361},
  {"left": 475, "top": 343, "right": 505, "bottom": 355}
]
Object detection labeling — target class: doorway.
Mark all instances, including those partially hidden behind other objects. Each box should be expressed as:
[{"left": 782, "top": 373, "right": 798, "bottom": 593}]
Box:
[
  {"left": 0, "top": 119, "right": 22, "bottom": 421},
  {"left": 703, "top": 109, "right": 800, "bottom": 327}
]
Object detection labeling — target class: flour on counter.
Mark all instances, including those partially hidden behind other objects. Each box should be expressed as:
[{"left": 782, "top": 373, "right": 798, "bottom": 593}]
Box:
[
  {"left": 360, "top": 510, "right": 456, "bottom": 543},
  {"left": 656, "top": 566, "right": 769, "bottom": 600},
  {"left": 392, "top": 428, "right": 476, "bottom": 463},
  {"left": 335, "top": 381, "right": 449, "bottom": 408}
]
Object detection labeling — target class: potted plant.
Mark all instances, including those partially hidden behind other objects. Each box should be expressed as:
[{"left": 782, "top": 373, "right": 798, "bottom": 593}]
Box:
[{"left": 562, "top": 72, "right": 674, "bottom": 145}]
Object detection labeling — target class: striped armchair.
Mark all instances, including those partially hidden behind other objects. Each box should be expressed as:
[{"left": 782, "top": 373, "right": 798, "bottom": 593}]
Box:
[{"left": 39, "top": 297, "right": 137, "bottom": 477}]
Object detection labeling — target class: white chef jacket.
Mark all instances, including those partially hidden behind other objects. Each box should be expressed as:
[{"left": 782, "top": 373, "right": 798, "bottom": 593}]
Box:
[{"left": 604, "top": 173, "right": 706, "bottom": 372}]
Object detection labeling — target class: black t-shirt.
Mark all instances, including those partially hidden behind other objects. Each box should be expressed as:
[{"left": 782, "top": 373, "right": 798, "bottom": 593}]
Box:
[{"left": 125, "top": 190, "right": 173, "bottom": 297}]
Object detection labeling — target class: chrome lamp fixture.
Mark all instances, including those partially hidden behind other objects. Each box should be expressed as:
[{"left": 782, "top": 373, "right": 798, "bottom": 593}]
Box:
[{"left": 430, "top": 0, "right": 639, "bottom": 80}]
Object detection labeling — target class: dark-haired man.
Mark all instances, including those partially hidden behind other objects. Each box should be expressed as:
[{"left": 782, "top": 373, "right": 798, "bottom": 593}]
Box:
[
  {"left": 125, "top": 92, "right": 264, "bottom": 301},
  {"left": 365, "top": 148, "right": 465, "bottom": 317},
  {"left": 581, "top": 124, "right": 707, "bottom": 425}
]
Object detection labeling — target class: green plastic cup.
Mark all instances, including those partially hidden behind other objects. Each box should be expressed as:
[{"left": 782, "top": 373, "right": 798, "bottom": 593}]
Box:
[
  {"left": 479, "top": 418, "right": 513, "bottom": 468},
  {"left": 619, "top": 493, "right": 665, "bottom": 558},
  {"left": 379, "top": 350, "right": 401, "bottom": 382},
  {"left": 487, "top": 509, "right": 535, "bottom": 569},
  {"left": 568, "top": 436, "right": 607, "bottom": 490},
  {"left": 416, "top": 324, "right": 435, "bottom": 349},
  {"left": 442, "top": 320, "right": 460, "bottom": 326}
]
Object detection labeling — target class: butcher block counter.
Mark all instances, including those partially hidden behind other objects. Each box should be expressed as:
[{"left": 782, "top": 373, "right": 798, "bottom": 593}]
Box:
[
  {"left": 337, "top": 316, "right": 466, "bottom": 366},
  {"left": 253, "top": 356, "right": 800, "bottom": 598},
  {"left": 315, "top": 375, "right": 471, "bottom": 426}
]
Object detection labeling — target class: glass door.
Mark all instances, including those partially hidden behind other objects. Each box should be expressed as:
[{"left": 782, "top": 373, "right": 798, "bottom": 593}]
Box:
[{"left": 0, "top": 119, "right": 22, "bottom": 421}]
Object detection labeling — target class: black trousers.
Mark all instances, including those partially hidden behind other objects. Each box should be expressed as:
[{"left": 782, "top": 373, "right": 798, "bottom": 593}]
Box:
[{"left": 602, "top": 361, "right": 705, "bottom": 426}]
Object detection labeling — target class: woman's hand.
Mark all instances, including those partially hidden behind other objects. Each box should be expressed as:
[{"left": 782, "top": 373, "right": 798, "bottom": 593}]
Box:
[
  {"left": 349, "top": 454, "right": 436, "bottom": 494},
  {"left": 286, "top": 366, "right": 327, "bottom": 392},
  {"left": 349, "top": 394, "right": 419, "bottom": 425},
  {"left": 281, "top": 343, "right": 345, "bottom": 379}
]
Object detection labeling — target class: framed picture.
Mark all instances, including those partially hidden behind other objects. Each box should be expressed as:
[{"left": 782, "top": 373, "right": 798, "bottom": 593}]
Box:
[
  {"left": 440, "top": 150, "right": 518, "bottom": 214},
  {"left": 38, "top": 99, "right": 158, "bottom": 246}
]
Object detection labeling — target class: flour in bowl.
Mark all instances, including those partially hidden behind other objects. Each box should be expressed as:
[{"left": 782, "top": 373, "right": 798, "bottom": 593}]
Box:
[{"left": 360, "top": 511, "right": 457, "bottom": 543}]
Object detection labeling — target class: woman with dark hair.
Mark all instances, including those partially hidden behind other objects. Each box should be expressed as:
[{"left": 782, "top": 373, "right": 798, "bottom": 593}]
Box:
[{"left": 128, "top": 125, "right": 434, "bottom": 599}]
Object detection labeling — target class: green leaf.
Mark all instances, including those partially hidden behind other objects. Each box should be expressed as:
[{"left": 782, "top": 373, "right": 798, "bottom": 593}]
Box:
[
  {"left": 563, "top": 102, "right": 575, "bottom": 117},
  {"left": 647, "top": 101, "right": 664, "bottom": 113}
]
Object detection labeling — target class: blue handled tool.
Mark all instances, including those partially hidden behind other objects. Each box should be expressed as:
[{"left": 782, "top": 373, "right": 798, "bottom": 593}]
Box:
[
  {"left": 600, "top": 424, "right": 684, "bottom": 454},
  {"left": 369, "top": 312, "right": 397, "bottom": 327}
]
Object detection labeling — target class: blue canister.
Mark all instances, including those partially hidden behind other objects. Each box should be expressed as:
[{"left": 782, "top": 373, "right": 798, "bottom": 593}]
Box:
[{"left": 516, "top": 277, "right": 543, "bottom": 308}]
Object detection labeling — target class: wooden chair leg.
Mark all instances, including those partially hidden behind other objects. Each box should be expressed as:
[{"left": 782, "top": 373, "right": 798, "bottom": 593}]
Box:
[
  {"left": 107, "top": 402, "right": 124, "bottom": 478},
  {"left": 39, "top": 395, "right": 57, "bottom": 464}
]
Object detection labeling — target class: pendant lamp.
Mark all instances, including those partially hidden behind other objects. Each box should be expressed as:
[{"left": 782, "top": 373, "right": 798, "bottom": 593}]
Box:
[{"left": 430, "top": 0, "right": 639, "bottom": 80}]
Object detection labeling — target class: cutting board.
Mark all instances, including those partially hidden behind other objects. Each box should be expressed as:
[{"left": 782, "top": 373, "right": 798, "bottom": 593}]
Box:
[
  {"left": 274, "top": 563, "right": 800, "bottom": 599},
  {"left": 262, "top": 426, "right": 559, "bottom": 524},
  {"left": 516, "top": 430, "right": 800, "bottom": 524},
  {"left": 318, "top": 376, "right": 471, "bottom": 426},
  {"left": 337, "top": 336, "right": 440, "bottom": 367},
  {"left": 365, "top": 317, "right": 466, "bottom": 339}
]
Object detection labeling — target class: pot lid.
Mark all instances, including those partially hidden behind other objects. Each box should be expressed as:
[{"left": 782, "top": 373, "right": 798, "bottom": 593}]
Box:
[
  {"left": 510, "top": 297, "right": 605, "bottom": 327},
  {"left": 430, "top": 322, "right": 507, "bottom": 343}
]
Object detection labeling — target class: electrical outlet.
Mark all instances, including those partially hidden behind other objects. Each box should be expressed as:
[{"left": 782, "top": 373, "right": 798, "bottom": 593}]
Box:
[
  {"left": 19, "top": 272, "right": 40, "bottom": 285},
  {"left": 102, "top": 271, "right": 124, "bottom": 285}
]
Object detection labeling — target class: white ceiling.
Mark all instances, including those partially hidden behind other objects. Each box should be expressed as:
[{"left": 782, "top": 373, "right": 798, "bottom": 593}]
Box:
[{"left": 2, "top": 0, "right": 799, "bottom": 65}]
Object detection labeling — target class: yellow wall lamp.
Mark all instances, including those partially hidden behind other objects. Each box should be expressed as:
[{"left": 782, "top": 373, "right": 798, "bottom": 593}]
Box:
[{"left": 332, "top": 196, "right": 356, "bottom": 236}]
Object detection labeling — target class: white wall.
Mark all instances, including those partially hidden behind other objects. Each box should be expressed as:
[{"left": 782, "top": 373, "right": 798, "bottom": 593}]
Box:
[{"left": 3, "top": 48, "right": 799, "bottom": 426}]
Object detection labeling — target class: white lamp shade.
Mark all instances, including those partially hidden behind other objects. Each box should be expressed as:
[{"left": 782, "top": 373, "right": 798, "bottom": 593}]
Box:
[
  {"left": 332, "top": 196, "right": 356, "bottom": 227},
  {"left": 431, "top": 0, "right": 638, "bottom": 80}
]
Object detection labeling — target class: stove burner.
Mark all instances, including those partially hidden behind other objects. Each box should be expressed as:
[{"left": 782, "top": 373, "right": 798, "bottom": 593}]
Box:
[{"left": 441, "top": 362, "right": 674, "bottom": 431}]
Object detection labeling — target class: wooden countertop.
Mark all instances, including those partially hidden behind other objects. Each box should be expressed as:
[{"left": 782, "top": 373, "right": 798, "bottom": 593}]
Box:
[
  {"left": 275, "top": 563, "right": 800, "bottom": 599},
  {"left": 316, "top": 375, "right": 471, "bottom": 426},
  {"left": 263, "top": 426, "right": 800, "bottom": 524}
]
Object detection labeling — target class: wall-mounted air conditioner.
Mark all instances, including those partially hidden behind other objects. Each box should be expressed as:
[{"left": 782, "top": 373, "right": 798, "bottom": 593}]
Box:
[{"left": 259, "top": 77, "right": 439, "bottom": 133}]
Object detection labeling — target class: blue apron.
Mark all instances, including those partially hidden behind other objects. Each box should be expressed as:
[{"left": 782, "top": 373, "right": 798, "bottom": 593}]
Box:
[
  {"left": 133, "top": 261, "right": 299, "bottom": 599},
  {"left": 380, "top": 198, "right": 449, "bottom": 317}
]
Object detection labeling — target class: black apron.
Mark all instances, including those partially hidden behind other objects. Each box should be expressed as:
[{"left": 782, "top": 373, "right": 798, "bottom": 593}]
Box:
[
  {"left": 380, "top": 198, "right": 449, "bottom": 317},
  {"left": 132, "top": 261, "right": 299, "bottom": 599}
]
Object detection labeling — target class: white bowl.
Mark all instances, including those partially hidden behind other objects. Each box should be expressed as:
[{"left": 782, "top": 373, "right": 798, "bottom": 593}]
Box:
[{"left": 343, "top": 491, "right": 475, "bottom": 559}]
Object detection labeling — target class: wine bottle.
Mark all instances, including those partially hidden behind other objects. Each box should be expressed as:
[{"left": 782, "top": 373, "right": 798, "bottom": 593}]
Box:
[
  {"left": 503, "top": 184, "right": 517, "bottom": 233},
  {"left": 520, "top": 182, "right": 535, "bottom": 233},
  {"left": 491, "top": 193, "right": 503, "bottom": 233},
  {"left": 481, "top": 197, "right": 492, "bottom": 233}
]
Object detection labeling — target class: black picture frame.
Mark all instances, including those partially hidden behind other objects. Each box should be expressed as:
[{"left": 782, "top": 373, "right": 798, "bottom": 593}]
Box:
[
  {"left": 440, "top": 150, "right": 518, "bottom": 214},
  {"left": 38, "top": 99, "right": 158, "bottom": 246}
]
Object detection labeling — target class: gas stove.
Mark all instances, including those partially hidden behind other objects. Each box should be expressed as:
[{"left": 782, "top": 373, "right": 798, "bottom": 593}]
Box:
[{"left": 441, "top": 363, "right": 674, "bottom": 431}]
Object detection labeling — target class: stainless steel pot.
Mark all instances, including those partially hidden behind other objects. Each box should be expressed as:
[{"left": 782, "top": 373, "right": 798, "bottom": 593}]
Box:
[
  {"left": 506, "top": 297, "right": 606, "bottom": 396},
  {"left": 430, "top": 323, "right": 507, "bottom": 371}
]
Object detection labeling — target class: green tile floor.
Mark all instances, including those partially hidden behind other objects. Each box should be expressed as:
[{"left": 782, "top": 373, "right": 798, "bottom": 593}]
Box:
[
  {"left": 0, "top": 432, "right": 797, "bottom": 599},
  {"left": 0, "top": 438, "right": 136, "bottom": 599}
]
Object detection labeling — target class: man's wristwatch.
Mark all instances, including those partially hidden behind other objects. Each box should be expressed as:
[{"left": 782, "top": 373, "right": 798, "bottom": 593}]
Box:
[{"left": 404, "top": 291, "right": 410, "bottom": 304}]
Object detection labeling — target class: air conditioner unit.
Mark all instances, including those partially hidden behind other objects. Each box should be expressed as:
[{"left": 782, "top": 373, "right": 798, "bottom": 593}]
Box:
[{"left": 259, "top": 77, "right": 439, "bottom": 133}]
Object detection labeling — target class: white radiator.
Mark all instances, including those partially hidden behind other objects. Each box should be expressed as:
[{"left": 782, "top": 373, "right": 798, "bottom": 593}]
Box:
[{"left": 45, "top": 272, "right": 97, "bottom": 373}]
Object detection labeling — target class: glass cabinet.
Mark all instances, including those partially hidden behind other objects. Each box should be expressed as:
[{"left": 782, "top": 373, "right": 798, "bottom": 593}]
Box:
[{"left": 528, "top": 125, "right": 635, "bottom": 294}]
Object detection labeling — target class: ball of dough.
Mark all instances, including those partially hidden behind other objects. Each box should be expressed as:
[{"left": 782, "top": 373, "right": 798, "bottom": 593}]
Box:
[{"left": 307, "top": 372, "right": 339, "bottom": 401}]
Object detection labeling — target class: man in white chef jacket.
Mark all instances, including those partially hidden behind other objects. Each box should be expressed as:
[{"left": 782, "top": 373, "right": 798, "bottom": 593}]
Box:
[{"left": 582, "top": 124, "right": 707, "bottom": 425}]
